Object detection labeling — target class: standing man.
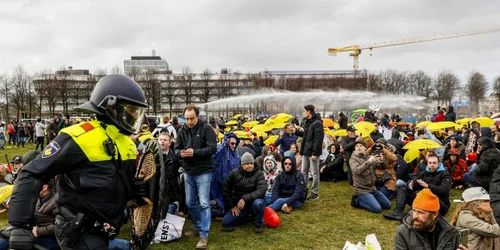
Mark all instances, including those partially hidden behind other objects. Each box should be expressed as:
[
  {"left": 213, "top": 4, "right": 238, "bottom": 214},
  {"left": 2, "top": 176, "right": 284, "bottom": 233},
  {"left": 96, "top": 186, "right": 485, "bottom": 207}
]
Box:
[
  {"left": 292, "top": 105, "right": 324, "bottom": 200},
  {"left": 7, "top": 74, "right": 148, "bottom": 250},
  {"left": 174, "top": 105, "right": 217, "bottom": 250},
  {"left": 35, "top": 119, "right": 46, "bottom": 151}
]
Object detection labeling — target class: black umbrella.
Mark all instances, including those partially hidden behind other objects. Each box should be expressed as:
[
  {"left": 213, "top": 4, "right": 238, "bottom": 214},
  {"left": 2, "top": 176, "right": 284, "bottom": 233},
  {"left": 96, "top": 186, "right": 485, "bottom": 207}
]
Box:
[{"left": 237, "top": 146, "right": 255, "bottom": 158}]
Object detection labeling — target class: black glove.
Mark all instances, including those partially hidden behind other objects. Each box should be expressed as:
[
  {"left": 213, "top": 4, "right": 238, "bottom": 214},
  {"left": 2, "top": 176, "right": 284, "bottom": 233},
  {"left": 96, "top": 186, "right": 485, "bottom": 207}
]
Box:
[
  {"left": 9, "top": 227, "right": 34, "bottom": 250},
  {"left": 133, "top": 178, "right": 147, "bottom": 199}
]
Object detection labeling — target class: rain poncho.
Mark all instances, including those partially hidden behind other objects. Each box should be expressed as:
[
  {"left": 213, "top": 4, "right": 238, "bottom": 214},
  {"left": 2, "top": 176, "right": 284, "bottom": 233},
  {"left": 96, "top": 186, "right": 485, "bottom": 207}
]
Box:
[{"left": 211, "top": 133, "right": 241, "bottom": 209}]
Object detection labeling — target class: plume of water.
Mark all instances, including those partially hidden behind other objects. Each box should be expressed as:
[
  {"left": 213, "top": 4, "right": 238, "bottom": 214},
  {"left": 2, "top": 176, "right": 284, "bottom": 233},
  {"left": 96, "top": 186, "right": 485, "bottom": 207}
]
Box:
[{"left": 202, "top": 89, "right": 430, "bottom": 110}]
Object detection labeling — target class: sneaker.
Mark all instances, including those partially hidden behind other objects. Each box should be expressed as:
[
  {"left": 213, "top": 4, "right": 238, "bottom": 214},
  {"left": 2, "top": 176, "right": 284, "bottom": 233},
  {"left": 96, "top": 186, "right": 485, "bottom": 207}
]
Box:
[
  {"left": 307, "top": 193, "right": 319, "bottom": 200},
  {"left": 196, "top": 237, "right": 208, "bottom": 249},
  {"left": 254, "top": 226, "right": 263, "bottom": 234},
  {"left": 383, "top": 210, "right": 403, "bottom": 221},
  {"left": 221, "top": 227, "right": 236, "bottom": 232}
]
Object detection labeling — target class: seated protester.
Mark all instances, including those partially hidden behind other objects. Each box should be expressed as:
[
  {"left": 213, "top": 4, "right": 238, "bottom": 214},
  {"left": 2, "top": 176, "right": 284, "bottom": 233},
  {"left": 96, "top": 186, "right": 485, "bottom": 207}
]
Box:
[
  {"left": 394, "top": 188, "right": 461, "bottom": 250},
  {"left": 0, "top": 180, "right": 58, "bottom": 250},
  {"left": 262, "top": 155, "right": 281, "bottom": 205},
  {"left": 221, "top": 152, "right": 267, "bottom": 234},
  {"left": 0, "top": 165, "right": 13, "bottom": 187},
  {"left": 289, "top": 144, "right": 302, "bottom": 172},
  {"left": 494, "top": 132, "right": 500, "bottom": 150},
  {"left": 369, "top": 140, "right": 398, "bottom": 200},
  {"left": 452, "top": 187, "right": 500, "bottom": 250},
  {"left": 350, "top": 139, "right": 391, "bottom": 213},
  {"left": 388, "top": 129, "right": 405, "bottom": 155},
  {"left": 443, "top": 148, "right": 469, "bottom": 190},
  {"left": 413, "top": 149, "right": 436, "bottom": 175},
  {"left": 443, "top": 136, "right": 466, "bottom": 162},
  {"left": 443, "top": 128, "right": 462, "bottom": 145},
  {"left": 212, "top": 133, "right": 241, "bottom": 213},
  {"left": 254, "top": 146, "right": 271, "bottom": 169},
  {"left": 273, "top": 124, "right": 298, "bottom": 157},
  {"left": 319, "top": 143, "right": 346, "bottom": 182},
  {"left": 465, "top": 137, "right": 500, "bottom": 191},
  {"left": 384, "top": 155, "right": 452, "bottom": 221},
  {"left": 268, "top": 151, "right": 306, "bottom": 213},
  {"left": 157, "top": 133, "right": 182, "bottom": 217}
]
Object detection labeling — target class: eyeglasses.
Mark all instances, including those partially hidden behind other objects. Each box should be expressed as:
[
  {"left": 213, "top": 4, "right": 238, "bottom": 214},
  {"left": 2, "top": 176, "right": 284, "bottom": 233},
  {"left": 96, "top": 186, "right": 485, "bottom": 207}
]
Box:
[
  {"left": 229, "top": 142, "right": 236, "bottom": 145},
  {"left": 284, "top": 162, "right": 293, "bottom": 166}
]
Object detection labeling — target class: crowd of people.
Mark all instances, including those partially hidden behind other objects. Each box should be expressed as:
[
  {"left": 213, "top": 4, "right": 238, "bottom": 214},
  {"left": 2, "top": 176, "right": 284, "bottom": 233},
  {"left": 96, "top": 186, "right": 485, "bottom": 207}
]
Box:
[{"left": 1, "top": 73, "right": 500, "bottom": 249}]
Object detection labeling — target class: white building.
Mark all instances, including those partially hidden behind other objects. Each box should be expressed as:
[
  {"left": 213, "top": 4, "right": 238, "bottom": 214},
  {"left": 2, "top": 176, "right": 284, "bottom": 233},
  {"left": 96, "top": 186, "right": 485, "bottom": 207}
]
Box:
[{"left": 123, "top": 50, "right": 169, "bottom": 75}]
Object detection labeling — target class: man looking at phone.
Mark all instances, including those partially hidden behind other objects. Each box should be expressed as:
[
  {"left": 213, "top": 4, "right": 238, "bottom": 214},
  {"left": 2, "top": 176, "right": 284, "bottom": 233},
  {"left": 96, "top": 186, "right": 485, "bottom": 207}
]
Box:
[
  {"left": 394, "top": 188, "right": 462, "bottom": 250},
  {"left": 384, "top": 155, "right": 452, "bottom": 221}
]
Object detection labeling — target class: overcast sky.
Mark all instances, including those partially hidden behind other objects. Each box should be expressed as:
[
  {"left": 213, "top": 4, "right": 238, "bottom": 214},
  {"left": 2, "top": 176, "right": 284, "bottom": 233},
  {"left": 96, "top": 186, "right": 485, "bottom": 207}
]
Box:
[{"left": 1, "top": 0, "right": 499, "bottom": 85}]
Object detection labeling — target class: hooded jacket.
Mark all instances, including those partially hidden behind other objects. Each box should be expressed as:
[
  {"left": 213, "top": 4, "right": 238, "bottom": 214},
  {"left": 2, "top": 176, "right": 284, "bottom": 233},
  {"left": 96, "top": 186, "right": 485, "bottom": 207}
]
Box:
[
  {"left": 271, "top": 152, "right": 306, "bottom": 206},
  {"left": 262, "top": 155, "right": 281, "bottom": 193},
  {"left": 455, "top": 210, "right": 500, "bottom": 250},
  {"left": 388, "top": 129, "right": 405, "bottom": 155},
  {"left": 394, "top": 211, "right": 460, "bottom": 250},
  {"left": 473, "top": 137, "right": 500, "bottom": 191},
  {"left": 295, "top": 114, "right": 324, "bottom": 157},
  {"left": 35, "top": 191, "right": 57, "bottom": 237},
  {"left": 214, "top": 133, "right": 241, "bottom": 183},
  {"left": 444, "top": 106, "right": 456, "bottom": 122},
  {"left": 481, "top": 128, "right": 493, "bottom": 139},
  {"left": 223, "top": 164, "right": 267, "bottom": 209},
  {"left": 341, "top": 135, "right": 358, "bottom": 164},
  {"left": 350, "top": 152, "right": 377, "bottom": 196},
  {"left": 320, "top": 144, "right": 344, "bottom": 175}
]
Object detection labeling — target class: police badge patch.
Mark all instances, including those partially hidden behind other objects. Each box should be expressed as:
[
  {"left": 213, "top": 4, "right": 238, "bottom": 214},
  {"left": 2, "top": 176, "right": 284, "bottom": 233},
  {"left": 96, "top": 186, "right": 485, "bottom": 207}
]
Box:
[{"left": 42, "top": 141, "right": 61, "bottom": 158}]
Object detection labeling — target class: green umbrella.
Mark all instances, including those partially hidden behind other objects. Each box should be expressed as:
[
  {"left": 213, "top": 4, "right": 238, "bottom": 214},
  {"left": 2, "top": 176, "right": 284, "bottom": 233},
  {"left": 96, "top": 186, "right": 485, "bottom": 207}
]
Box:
[{"left": 352, "top": 109, "right": 367, "bottom": 114}]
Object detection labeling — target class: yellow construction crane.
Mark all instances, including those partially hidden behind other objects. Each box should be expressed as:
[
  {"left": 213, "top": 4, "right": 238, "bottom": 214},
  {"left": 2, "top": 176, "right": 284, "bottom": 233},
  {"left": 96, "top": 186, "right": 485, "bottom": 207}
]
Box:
[{"left": 328, "top": 28, "right": 500, "bottom": 70}]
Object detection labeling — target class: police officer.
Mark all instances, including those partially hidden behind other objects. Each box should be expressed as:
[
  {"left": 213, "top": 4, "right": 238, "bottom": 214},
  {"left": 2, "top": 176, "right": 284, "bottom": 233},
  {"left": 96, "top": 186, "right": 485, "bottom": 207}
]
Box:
[{"left": 7, "top": 74, "right": 148, "bottom": 250}]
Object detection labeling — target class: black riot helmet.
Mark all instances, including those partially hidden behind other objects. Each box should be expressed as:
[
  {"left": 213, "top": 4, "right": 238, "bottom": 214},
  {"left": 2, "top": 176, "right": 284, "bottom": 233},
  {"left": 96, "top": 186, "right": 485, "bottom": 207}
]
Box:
[{"left": 75, "top": 74, "right": 148, "bottom": 135}]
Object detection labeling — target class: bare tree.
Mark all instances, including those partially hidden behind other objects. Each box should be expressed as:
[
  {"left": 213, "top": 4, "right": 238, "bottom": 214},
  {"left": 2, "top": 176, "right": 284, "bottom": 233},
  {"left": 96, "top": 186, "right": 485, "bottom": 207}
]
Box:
[
  {"left": 180, "top": 66, "right": 194, "bottom": 105},
  {"left": 409, "top": 70, "right": 433, "bottom": 99},
  {"left": 232, "top": 71, "right": 244, "bottom": 95},
  {"left": 142, "top": 70, "right": 161, "bottom": 114},
  {"left": 162, "top": 73, "right": 178, "bottom": 117},
  {"left": 55, "top": 67, "right": 73, "bottom": 114},
  {"left": 0, "top": 73, "right": 11, "bottom": 122},
  {"left": 10, "top": 66, "right": 30, "bottom": 119},
  {"left": 126, "top": 67, "right": 141, "bottom": 82},
  {"left": 465, "top": 71, "right": 489, "bottom": 114},
  {"left": 110, "top": 65, "right": 122, "bottom": 74},
  {"left": 493, "top": 75, "right": 500, "bottom": 111},
  {"left": 199, "top": 68, "right": 212, "bottom": 103},
  {"left": 434, "top": 71, "right": 460, "bottom": 106}
]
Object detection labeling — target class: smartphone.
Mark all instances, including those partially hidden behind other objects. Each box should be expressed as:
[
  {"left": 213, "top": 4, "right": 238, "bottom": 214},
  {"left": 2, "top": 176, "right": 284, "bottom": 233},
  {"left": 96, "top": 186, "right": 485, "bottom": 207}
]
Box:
[{"left": 458, "top": 228, "right": 469, "bottom": 247}]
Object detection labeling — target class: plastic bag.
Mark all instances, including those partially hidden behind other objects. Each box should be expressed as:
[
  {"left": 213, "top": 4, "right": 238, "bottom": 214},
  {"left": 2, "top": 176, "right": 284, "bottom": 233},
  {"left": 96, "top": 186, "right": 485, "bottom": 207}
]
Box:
[{"left": 153, "top": 213, "right": 185, "bottom": 243}]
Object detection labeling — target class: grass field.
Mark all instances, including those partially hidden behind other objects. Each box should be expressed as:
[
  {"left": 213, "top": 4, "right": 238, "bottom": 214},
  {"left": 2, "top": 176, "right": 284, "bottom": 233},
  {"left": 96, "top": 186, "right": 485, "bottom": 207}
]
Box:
[{"left": 0, "top": 145, "right": 464, "bottom": 249}]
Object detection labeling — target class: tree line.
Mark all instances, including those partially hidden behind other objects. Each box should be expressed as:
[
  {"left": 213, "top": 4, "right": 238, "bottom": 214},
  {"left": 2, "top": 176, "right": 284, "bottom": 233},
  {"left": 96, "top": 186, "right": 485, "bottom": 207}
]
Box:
[{"left": 0, "top": 65, "right": 499, "bottom": 122}]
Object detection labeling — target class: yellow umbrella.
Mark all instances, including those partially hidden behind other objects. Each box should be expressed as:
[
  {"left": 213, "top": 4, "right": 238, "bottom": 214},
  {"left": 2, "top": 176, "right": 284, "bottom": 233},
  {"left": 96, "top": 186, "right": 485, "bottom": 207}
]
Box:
[
  {"left": 416, "top": 121, "right": 432, "bottom": 128},
  {"left": 264, "top": 113, "right": 293, "bottom": 128},
  {"left": 233, "top": 114, "right": 242, "bottom": 119},
  {"left": 0, "top": 185, "right": 13, "bottom": 204},
  {"left": 242, "top": 121, "right": 259, "bottom": 128},
  {"left": 404, "top": 148, "right": 421, "bottom": 163},
  {"left": 233, "top": 130, "right": 251, "bottom": 139},
  {"left": 251, "top": 124, "right": 273, "bottom": 134},
  {"left": 456, "top": 118, "right": 472, "bottom": 125},
  {"left": 264, "top": 135, "right": 278, "bottom": 146},
  {"left": 226, "top": 120, "right": 238, "bottom": 126},
  {"left": 400, "top": 132, "right": 408, "bottom": 139},
  {"left": 324, "top": 129, "right": 336, "bottom": 138},
  {"left": 353, "top": 122, "right": 376, "bottom": 137},
  {"left": 272, "top": 123, "right": 288, "bottom": 129},
  {"left": 403, "top": 139, "right": 442, "bottom": 150},
  {"left": 333, "top": 129, "right": 347, "bottom": 137},
  {"left": 426, "top": 122, "right": 457, "bottom": 131},
  {"left": 473, "top": 117, "right": 495, "bottom": 127}
]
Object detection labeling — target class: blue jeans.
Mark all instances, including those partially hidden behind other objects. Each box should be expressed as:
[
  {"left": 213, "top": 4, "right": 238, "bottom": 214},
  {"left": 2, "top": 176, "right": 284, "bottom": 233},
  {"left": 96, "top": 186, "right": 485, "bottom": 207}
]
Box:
[
  {"left": 268, "top": 197, "right": 303, "bottom": 211},
  {"left": 265, "top": 192, "right": 272, "bottom": 205},
  {"left": 356, "top": 190, "right": 391, "bottom": 213},
  {"left": 108, "top": 238, "right": 130, "bottom": 250},
  {"left": 378, "top": 186, "right": 397, "bottom": 200},
  {"left": 302, "top": 155, "right": 320, "bottom": 195},
  {"left": 185, "top": 172, "right": 212, "bottom": 238},
  {"left": 0, "top": 236, "right": 59, "bottom": 250},
  {"left": 221, "top": 198, "right": 266, "bottom": 228}
]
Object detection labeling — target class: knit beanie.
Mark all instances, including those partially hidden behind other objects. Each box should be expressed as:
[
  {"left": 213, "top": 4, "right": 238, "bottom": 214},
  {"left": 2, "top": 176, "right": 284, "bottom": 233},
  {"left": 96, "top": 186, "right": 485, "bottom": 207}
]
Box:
[
  {"left": 412, "top": 188, "right": 440, "bottom": 212},
  {"left": 241, "top": 152, "right": 255, "bottom": 165},
  {"left": 354, "top": 139, "right": 367, "bottom": 148}
]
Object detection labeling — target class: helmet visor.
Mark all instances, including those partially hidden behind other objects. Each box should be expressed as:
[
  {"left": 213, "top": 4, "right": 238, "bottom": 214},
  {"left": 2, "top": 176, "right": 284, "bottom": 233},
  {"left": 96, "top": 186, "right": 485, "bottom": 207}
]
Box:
[{"left": 106, "top": 102, "right": 146, "bottom": 135}]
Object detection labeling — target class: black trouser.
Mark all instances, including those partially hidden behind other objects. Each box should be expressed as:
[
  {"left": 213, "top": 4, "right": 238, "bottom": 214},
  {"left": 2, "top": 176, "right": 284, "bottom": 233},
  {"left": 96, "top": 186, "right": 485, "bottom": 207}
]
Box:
[
  {"left": 35, "top": 136, "right": 45, "bottom": 150},
  {"left": 58, "top": 232, "right": 108, "bottom": 250},
  {"left": 8, "top": 133, "right": 15, "bottom": 145},
  {"left": 394, "top": 186, "right": 449, "bottom": 216},
  {"left": 451, "top": 179, "right": 467, "bottom": 188}
]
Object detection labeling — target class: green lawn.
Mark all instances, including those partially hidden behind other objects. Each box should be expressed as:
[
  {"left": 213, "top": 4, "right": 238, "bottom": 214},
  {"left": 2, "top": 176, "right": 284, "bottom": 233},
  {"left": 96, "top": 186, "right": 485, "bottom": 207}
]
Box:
[{"left": 0, "top": 145, "right": 464, "bottom": 249}]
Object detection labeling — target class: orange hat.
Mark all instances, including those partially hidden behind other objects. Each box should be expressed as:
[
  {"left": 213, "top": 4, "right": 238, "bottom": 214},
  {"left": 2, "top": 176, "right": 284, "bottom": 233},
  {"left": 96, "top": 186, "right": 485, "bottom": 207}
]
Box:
[{"left": 412, "top": 188, "right": 440, "bottom": 212}]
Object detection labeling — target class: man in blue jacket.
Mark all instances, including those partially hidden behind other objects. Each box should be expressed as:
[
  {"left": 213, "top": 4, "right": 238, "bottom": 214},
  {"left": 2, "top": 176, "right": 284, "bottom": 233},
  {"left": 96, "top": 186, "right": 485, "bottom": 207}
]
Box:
[
  {"left": 274, "top": 124, "right": 298, "bottom": 157},
  {"left": 268, "top": 152, "right": 306, "bottom": 214}
]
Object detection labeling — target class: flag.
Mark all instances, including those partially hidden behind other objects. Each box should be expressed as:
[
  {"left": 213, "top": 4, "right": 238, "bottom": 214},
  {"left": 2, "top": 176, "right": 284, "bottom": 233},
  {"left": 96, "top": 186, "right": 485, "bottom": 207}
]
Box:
[{"left": 369, "top": 102, "right": 381, "bottom": 112}]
